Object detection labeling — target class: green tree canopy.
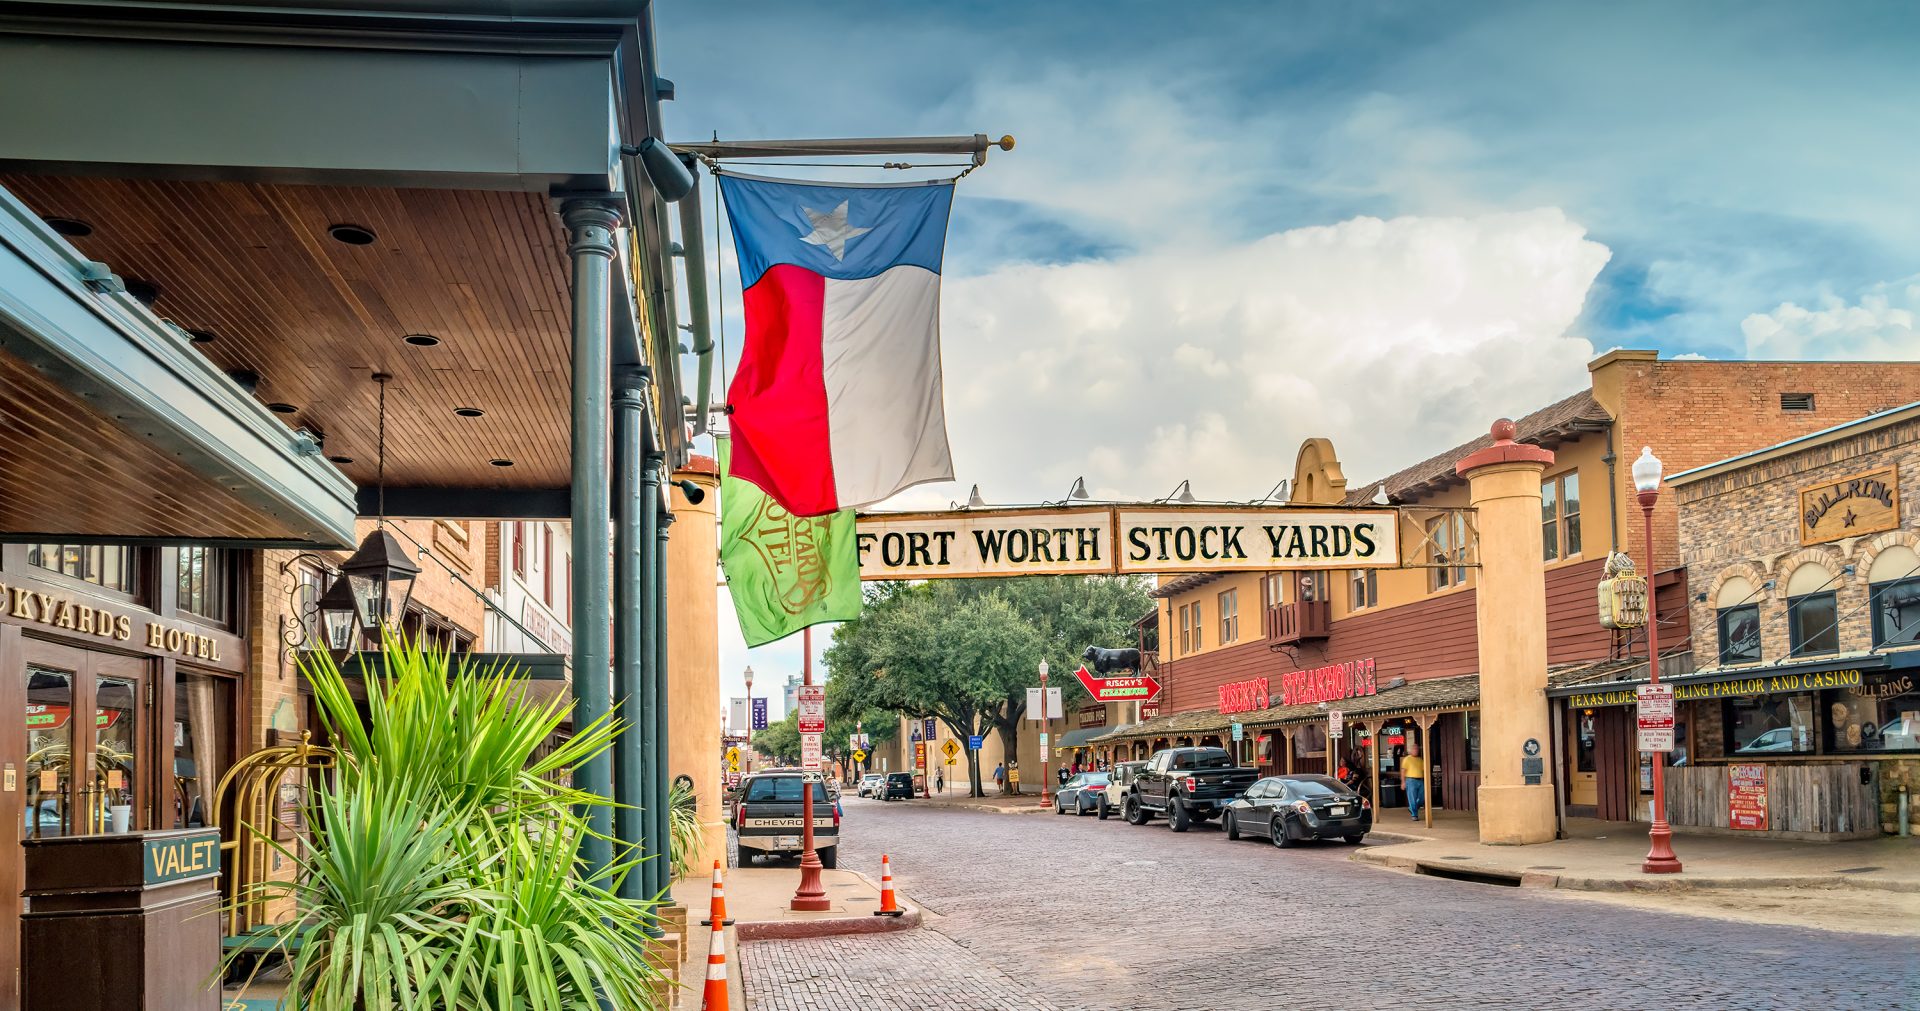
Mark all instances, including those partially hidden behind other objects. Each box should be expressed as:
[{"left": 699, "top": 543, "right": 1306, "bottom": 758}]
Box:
[{"left": 822, "top": 575, "right": 1151, "bottom": 795}]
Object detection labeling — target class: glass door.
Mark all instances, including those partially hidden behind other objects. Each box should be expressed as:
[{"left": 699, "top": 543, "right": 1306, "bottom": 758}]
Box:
[{"left": 21, "top": 643, "right": 147, "bottom": 838}]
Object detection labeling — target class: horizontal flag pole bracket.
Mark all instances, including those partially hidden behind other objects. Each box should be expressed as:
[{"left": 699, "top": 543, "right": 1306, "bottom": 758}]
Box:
[{"left": 671, "top": 134, "right": 1015, "bottom": 167}]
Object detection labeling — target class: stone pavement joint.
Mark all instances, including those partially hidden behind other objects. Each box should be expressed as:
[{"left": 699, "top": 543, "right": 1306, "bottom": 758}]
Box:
[{"left": 741, "top": 930, "right": 1060, "bottom": 1011}]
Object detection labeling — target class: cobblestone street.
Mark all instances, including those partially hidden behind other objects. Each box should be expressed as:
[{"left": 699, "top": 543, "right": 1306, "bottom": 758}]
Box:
[{"left": 742, "top": 797, "right": 1920, "bottom": 1010}]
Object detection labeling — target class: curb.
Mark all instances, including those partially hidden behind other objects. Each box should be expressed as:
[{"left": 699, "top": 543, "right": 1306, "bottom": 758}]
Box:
[
  {"left": 1348, "top": 846, "right": 1920, "bottom": 894},
  {"left": 911, "top": 798, "right": 1053, "bottom": 816},
  {"left": 734, "top": 905, "right": 923, "bottom": 941}
]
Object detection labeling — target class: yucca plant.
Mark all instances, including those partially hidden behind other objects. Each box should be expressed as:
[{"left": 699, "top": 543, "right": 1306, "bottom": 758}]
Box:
[
  {"left": 667, "top": 780, "right": 702, "bottom": 881},
  {"left": 224, "top": 634, "right": 669, "bottom": 1010}
]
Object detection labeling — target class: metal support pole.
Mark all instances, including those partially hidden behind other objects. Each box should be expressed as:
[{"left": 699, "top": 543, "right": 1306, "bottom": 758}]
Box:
[
  {"left": 613, "top": 369, "right": 656, "bottom": 925},
  {"left": 1641, "top": 491, "right": 1683, "bottom": 874},
  {"left": 791, "top": 626, "right": 830, "bottom": 911},
  {"left": 639, "top": 452, "right": 662, "bottom": 902},
  {"left": 562, "top": 197, "right": 620, "bottom": 878},
  {"left": 653, "top": 485, "right": 676, "bottom": 906}
]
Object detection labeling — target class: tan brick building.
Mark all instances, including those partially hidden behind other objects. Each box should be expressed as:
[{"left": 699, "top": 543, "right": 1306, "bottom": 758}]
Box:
[
  {"left": 1109, "top": 349, "right": 1920, "bottom": 832},
  {"left": 1668, "top": 401, "right": 1920, "bottom": 835}
]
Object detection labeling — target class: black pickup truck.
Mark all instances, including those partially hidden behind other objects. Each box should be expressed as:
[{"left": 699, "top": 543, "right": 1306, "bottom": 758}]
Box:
[{"left": 1124, "top": 746, "right": 1259, "bottom": 832}]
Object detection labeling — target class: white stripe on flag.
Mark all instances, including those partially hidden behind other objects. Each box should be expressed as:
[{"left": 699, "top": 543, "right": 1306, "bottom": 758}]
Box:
[{"left": 820, "top": 266, "right": 952, "bottom": 510}]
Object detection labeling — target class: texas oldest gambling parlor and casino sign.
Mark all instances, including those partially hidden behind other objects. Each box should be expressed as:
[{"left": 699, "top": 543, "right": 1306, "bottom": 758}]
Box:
[{"left": 853, "top": 505, "right": 1401, "bottom": 580}]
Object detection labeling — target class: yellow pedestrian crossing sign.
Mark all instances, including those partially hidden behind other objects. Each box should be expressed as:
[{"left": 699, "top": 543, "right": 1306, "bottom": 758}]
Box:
[
  {"left": 852, "top": 749, "right": 867, "bottom": 763},
  {"left": 941, "top": 739, "right": 960, "bottom": 759},
  {"left": 725, "top": 746, "right": 740, "bottom": 772}
]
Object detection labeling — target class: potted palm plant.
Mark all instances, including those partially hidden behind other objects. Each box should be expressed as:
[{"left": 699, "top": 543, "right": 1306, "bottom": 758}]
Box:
[{"left": 224, "top": 635, "right": 671, "bottom": 1010}]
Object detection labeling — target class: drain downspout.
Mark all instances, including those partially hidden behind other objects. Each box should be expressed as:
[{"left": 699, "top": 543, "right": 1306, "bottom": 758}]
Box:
[{"left": 676, "top": 157, "right": 716, "bottom": 434}]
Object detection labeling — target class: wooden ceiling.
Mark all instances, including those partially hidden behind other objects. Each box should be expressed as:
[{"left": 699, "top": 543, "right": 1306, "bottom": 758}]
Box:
[
  {"left": 0, "top": 174, "right": 578, "bottom": 493},
  {"left": 0, "top": 347, "right": 294, "bottom": 539}
]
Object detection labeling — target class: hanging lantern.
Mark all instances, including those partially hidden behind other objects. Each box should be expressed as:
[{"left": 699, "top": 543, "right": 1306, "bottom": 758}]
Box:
[
  {"left": 1598, "top": 551, "right": 1648, "bottom": 629},
  {"left": 314, "top": 573, "right": 361, "bottom": 651},
  {"left": 339, "top": 528, "right": 420, "bottom": 638}
]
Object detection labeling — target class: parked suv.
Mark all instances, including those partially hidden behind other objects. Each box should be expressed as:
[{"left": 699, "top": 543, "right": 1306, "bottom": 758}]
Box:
[
  {"left": 1097, "top": 761, "right": 1146, "bottom": 820},
  {"left": 1124, "top": 746, "right": 1259, "bottom": 832},
  {"left": 733, "top": 770, "right": 840, "bottom": 868}
]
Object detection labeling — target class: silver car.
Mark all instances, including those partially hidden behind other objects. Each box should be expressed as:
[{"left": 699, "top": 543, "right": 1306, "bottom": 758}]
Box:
[{"left": 1097, "top": 761, "right": 1148, "bottom": 820}]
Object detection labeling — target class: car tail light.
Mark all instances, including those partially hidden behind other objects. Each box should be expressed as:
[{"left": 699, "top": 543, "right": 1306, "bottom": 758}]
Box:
[
  {"left": 735, "top": 803, "right": 747, "bottom": 829},
  {"left": 1183, "top": 776, "right": 1197, "bottom": 793},
  {"left": 1292, "top": 800, "right": 1312, "bottom": 815},
  {"left": 833, "top": 803, "right": 842, "bottom": 826},
  {"left": 1360, "top": 797, "right": 1371, "bottom": 810}
]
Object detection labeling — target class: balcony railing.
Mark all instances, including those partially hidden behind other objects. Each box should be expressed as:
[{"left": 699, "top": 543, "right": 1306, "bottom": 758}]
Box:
[{"left": 1268, "top": 600, "right": 1331, "bottom": 645}]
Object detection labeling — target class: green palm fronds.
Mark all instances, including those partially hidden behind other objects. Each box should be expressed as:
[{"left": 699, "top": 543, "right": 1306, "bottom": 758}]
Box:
[{"left": 224, "top": 633, "right": 668, "bottom": 1010}]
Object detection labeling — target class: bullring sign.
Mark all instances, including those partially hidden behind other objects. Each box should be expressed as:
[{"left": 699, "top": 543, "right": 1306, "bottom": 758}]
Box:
[{"left": 854, "top": 505, "right": 1401, "bottom": 580}]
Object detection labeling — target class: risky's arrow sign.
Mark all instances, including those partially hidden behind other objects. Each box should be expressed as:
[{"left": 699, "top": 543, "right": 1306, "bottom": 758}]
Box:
[{"left": 1073, "top": 664, "right": 1162, "bottom": 703}]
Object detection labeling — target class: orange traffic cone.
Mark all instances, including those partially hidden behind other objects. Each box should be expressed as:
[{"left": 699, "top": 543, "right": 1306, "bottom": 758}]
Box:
[
  {"left": 699, "top": 913, "right": 730, "bottom": 1011},
  {"left": 872, "top": 854, "right": 904, "bottom": 917},
  {"left": 699, "top": 860, "right": 733, "bottom": 927}
]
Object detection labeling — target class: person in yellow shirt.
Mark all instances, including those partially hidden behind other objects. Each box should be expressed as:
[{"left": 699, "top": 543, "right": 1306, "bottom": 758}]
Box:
[{"left": 1401, "top": 742, "right": 1427, "bottom": 821}]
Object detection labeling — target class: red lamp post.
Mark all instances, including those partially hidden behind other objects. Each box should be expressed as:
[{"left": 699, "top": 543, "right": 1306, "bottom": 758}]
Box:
[
  {"left": 1634, "top": 446, "right": 1683, "bottom": 875},
  {"left": 1037, "top": 660, "right": 1052, "bottom": 808},
  {"left": 791, "top": 627, "right": 830, "bottom": 910}
]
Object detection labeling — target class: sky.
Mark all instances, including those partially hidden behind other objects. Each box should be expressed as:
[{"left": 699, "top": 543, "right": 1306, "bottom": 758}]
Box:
[{"left": 655, "top": 0, "right": 1920, "bottom": 718}]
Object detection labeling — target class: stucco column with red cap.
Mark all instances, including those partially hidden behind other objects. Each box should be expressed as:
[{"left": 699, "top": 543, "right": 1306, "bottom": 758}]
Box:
[{"left": 1456, "top": 419, "right": 1559, "bottom": 845}]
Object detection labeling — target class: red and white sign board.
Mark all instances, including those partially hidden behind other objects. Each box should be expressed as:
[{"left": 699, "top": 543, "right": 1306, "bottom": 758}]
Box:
[
  {"left": 1328, "top": 710, "right": 1344, "bottom": 741},
  {"left": 1728, "top": 763, "right": 1768, "bottom": 830},
  {"left": 1138, "top": 699, "right": 1160, "bottom": 721},
  {"left": 1073, "top": 665, "right": 1163, "bottom": 703},
  {"left": 797, "top": 685, "right": 826, "bottom": 734},
  {"left": 800, "top": 732, "right": 822, "bottom": 771},
  {"left": 1636, "top": 684, "right": 1675, "bottom": 752}
]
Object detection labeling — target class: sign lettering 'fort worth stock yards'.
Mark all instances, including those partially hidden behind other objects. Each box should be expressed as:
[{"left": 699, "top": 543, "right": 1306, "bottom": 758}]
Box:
[{"left": 854, "top": 506, "right": 1402, "bottom": 580}]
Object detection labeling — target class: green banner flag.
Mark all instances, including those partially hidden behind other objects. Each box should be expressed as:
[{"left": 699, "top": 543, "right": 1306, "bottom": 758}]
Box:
[{"left": 719, "top": 439, "right": 862, "bottom": 646}]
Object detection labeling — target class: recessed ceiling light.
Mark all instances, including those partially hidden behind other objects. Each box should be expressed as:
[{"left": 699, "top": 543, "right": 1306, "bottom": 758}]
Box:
[
  {"left": 43, "top": 217, "right": 92, "bottom": 237},
  {"left": 186, "top": 329, "right": 217, "bottom": 344},
  {"left": 267, "top": 402, "right": 298, "bottom": 414},
  {"left": 123, "top": 279, "right": 160, "bottom": 306},
  {"left": 489, "top": 458, "right": 514, "bottom": 467},
  {"left": 454, "top": 407, "right": 485, "bottom": 418},
  {"left": 328, "top": 224, "right": 376, "bottom": 245},
  {"left": 328, "top": 455, "right": 354, "bottom": 465},
  {"left": 403, "top": 333, "right": 441, "bottom": 347}
]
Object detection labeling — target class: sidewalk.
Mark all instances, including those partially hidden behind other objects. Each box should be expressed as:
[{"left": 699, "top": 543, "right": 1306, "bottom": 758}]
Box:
[
  {"left": 1356, "top": 812, "right": 1920, "bottom": 892},
  {"left": 911, "top": 791, "right": 1053, "bottom": 815}
]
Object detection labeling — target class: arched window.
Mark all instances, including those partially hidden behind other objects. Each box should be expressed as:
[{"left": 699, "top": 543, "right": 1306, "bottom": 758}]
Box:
[
  {"left": 1868, "top": 545, "right": 1920, "bottom": 648},
  {"left": 1785, "top": 562, "right": 1839, "bottom": 657},
  {"left": 1714, "top": 575, "right": 1761, "bottom": 665}
]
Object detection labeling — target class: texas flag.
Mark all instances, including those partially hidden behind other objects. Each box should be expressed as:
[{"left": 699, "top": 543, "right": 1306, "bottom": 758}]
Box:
[{"left": 720, "top": 173, "right": 956, "bottom": 517}]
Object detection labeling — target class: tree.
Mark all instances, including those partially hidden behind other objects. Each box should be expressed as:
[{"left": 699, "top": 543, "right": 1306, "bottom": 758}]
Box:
[
  {"left": 752, "top": 711, "right": 801, "bottom": 766},
  {"left": 823, "top": 674, "right": 896, "bottom": 781},
  {"left": 823, "top": 576, "right": 1151, "bottom": 797}
]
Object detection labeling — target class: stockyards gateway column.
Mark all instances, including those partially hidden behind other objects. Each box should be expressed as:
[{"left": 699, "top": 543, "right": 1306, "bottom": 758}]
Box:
[{"left": 1457, "top": 420, "right": 1557, "bottom": 844}]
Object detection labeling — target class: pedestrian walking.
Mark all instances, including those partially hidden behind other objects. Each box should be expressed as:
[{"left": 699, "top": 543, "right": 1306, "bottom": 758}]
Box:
[
  {"left": 935, "top": 768, "right": 945, "bottom": 794},
  {"left": 993, "top": 762, "right": 1005, "bottom": 793},
  {"left": 1402, "top": 741, "right": 1426, "bottom": 821},
  {"left": 1057, "top": 765, "right": 1070, "bottom": 787}
]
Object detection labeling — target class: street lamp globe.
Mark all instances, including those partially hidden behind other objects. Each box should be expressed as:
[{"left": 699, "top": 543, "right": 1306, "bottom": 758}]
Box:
[
  {"left": 1632, "top": 446, "right": 1664, "bottom": 493},
  {"left": 1038, "top": 660, "right": 1049, "bottom": 680}
]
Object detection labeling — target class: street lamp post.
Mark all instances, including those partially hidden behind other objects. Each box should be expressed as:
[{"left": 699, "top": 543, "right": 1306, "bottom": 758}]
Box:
[
  {"left": 1634, "top": 447, "right": 1684, "bottom": 875},
  {"left": 743, "top": 665, "right": 755, "bottom": 775},
  {"left": 1038, "top": 660, "right": 1052, "bottom": 809},
  {"left": 791, "top": 628, "right": 830, "bottom": 910}
]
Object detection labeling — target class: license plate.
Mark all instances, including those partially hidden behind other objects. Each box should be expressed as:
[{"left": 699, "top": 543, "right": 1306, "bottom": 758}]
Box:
[
  {"left": 775, "top": 835, "right": 799, "bottom": 849},
  {"left": 1327, "top": 806, "right": 1348, "bottom": 817}
]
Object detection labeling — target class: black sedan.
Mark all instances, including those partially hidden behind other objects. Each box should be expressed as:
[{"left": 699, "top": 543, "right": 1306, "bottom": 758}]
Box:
[
  {"left": 1054, "top": 772, "right": 1109, "bottom": 815},
  {"left": 1221, "top": 774, "right": 1371, "bottom": 847}
]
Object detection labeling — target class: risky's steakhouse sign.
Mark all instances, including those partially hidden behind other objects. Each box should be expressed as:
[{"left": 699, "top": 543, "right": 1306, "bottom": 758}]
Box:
[{"left": 854, "top": 505, "right": 1401, "bottom": 580}]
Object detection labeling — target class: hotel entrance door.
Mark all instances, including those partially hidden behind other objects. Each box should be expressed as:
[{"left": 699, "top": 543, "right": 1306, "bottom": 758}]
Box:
[{"left": 0, "top": 634, "right": 150, "bottom": 1010}]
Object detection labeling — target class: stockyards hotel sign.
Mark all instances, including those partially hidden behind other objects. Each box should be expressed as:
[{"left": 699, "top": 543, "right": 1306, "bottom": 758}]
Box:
[
  {"left": 1800, "top": 467, "right": 1899, "bottom": 545},
  {"left": 855, "top": 505, "right": 1402, "bottom": 580}
]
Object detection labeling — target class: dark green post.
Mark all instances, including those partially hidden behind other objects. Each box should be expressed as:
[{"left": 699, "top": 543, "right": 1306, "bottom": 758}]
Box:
[
  {"left": 561, "top": 197, "right": 619, "bottom": 877},
  {"left": 611, "top": 367, "right": 651, "bottom": 914},
  {"left": 640, "top": 451, "right": 664, "bottom": 904},
  {"left": 655, "top": 495, "right": 675, "bottom": 908}
]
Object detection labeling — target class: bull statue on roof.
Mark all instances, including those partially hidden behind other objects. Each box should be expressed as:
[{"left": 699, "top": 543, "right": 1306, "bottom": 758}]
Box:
[{"left": 1082, "top": 645, "right": 1141, "bottom": 674}]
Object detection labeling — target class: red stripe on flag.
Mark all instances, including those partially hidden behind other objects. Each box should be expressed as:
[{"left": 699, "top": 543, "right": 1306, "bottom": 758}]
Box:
[{"left": 727, "top": 264, "right": 838, "bottom": 516}]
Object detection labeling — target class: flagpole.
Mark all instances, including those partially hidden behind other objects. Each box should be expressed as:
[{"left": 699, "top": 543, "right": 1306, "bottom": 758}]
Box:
[{"left": 792, "top": 625, "right": 830, "bottom": 911}]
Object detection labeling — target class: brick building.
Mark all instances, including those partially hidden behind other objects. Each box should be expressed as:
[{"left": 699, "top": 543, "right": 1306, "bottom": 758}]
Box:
[
  {"left": 1646, "top": 400, "right": 1919, "bottom": 835},
  {"left": 1100, "top": 349, "right": 1920, "bottom": 833}
]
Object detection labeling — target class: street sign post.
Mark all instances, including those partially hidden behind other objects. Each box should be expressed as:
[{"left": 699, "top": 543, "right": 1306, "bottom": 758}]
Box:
[
  {"left": 797, "top": 685, "right": 826, "bottom": 734},
  {"left": 1637, "top": 683, "right": 1675, "bottom": 752},
  {"left": 941, "top": 738, "right": 960, "bottom": 760},
  {"left": 800, "top": 734, "right": 821, "bottom": 770},
  {"left": 1072, "top": 665, "right": 1163, "bottom": 703},
  {"left": 1231, "top": 722, "right": 1243, "bottom": 742},
  {"left": 1025, "top": 686, "right": 1063, "bottom": 719},
  {"left": 1328, "top": 710, "right": 1344, "bottom": 740},
  {"left": 852, "top": 748, "right": 867, "bottom": 763},
  {"left": 750, "top": 696, "right": 769, "bottom": 732},
  {"left": 968, "top": 734, "right": 984, "bottom": 750}
]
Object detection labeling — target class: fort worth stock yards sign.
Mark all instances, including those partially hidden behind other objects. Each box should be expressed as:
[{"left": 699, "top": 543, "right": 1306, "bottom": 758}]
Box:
[{"left": 854, "top": 505, "right": 1402, "bottom": 580}]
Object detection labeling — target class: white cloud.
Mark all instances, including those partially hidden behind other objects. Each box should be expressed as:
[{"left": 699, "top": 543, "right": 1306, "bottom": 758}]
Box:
[
  {"left": 1741, "top": 278, "right": 1920, "bottom": 360},
  {"left": 923, "top": 208, "right": 1610, "bottom": 508}
]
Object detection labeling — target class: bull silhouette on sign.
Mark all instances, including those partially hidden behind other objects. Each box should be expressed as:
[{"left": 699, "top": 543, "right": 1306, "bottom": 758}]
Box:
[{"left": 1082, "top": 645, "right": 1141, "bottom": 674}]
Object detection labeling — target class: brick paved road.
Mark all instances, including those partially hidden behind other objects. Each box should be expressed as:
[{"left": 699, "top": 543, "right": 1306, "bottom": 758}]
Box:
[{"left": 742, "top": 797, "right": 1920, "bottom": 1010}]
